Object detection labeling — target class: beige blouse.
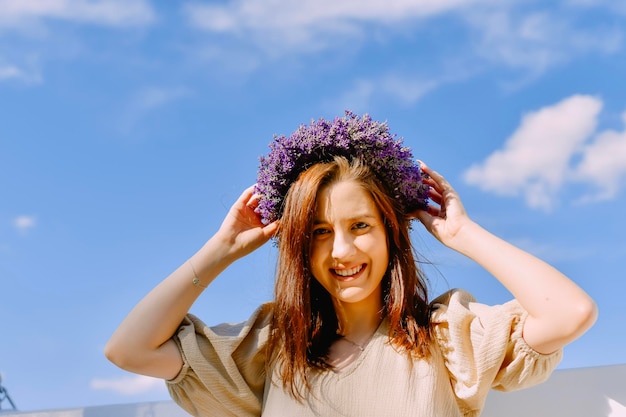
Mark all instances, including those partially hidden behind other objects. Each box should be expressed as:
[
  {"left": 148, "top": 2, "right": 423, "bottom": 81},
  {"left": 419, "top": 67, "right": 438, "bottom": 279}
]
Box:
[{"left": 167, "top": 289, "right": 562, "bottom": 417}]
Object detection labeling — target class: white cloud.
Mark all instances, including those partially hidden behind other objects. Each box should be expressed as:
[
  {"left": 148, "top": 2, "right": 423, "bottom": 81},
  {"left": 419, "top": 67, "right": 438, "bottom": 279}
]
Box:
[
  {"left": 565, "top": 0, "right": 626, "bottom": 16},
  {"left": 573, "top": 112, "right": 626, "bottom": 203},
  {"left": 13, "top": 215, "right": 36, "bottom": 232},
  {"left": 463, "top": 95, "right": 603, "bottom": 211},
  {"left": 0, "top": 0, "right": 156, "bottom": 29},
  {"left": 183, "top": 0, "right": 487, "bottom": 52},
  {"left": 0, "top": 61, "right": 42, "bottom": 84},
  {"left": 0, "top": 65, "right": 22, "bottom": 80},
  {"left": 181, "top": 1, "right": 623, "bottom": 83},
  {"left": 464, "top": 95, "right": 626, "bottom": 209},
  {"left": 118, "top": 86, "right": 192, "bottom": 134},
  {"left": 184, "top": 0, "right": 484, "bottom": 32},
  {"left": 378, "top": 75, "right": 440, "bottom": 105},
  {"left": 0, "top": 1, "right": 156, "bottom": 85},
  {"left": 328, "top": 74, "right": 440, "bottom": 112},
  {"left": 465, "top": 9, "right": 622, "bottom": 79},
  {"left": 509, "top": 237, "right": 596, "bottom": 264},
  {"left": 90, "top": 375, "right": 165, "bottom": 395},
  {"left": 134, "top": 87, "right": 191, "bottom": 112}
]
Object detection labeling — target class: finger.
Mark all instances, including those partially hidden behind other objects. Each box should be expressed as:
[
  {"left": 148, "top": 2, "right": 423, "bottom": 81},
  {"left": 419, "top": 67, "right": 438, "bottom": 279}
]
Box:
[
  {"left": 421, "top": 177, "right": 444, "bottom": 196},
  {"left": 235, "top": 185, "right": 261, "bottom": 209},
  {"left": 419, "top": 161, "right": 440, "bottom": 179},
  {"left": 406, "top": 209, "right": 425, "bottom": 220},
  {"left": 419, "top": 162, "right": 452, "bottom": 194},
  {"left": 415, "top": 210, "right": 436, "bottom": 231},
  {"left": 418, "top": 160, "right": 435, "bottom": 179},
  {"left": 428, "top": 187, "right": 443, "bottom": 203},
  {"left": 427, "top": 204, "right": 442, "bottom": 217},
  {"left": 263, "top": 220, "right": 280, "bottom": 239},
  {"left": 237, "top": 185, "right": 257, "bottom": 208},
  {"left": 247, "top": 193, "right": 262, "bottom": 209}
]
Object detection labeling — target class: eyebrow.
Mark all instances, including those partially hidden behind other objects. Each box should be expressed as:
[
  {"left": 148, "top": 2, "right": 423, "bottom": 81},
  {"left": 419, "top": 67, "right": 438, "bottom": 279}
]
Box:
[{"left": 312, "top": 214, "right": 379, "bottom": 225}]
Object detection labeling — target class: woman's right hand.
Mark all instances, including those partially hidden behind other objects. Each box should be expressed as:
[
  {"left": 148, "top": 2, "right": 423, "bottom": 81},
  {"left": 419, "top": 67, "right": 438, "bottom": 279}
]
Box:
[
  {"left": 214, "top": 185, "right": 279, "bottom": 263},
  {"left": 105, "top": 186, "right": 278, "bottom": 380}
]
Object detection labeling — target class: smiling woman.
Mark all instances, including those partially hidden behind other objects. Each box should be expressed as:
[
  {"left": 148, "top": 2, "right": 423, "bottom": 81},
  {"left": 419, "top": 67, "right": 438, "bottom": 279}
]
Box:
[
  {"left": 309, "top": 178, "right": 390, "bottom": 305},
  {"left": 104, "top": 112, "right": 597, "bottom": 417}
]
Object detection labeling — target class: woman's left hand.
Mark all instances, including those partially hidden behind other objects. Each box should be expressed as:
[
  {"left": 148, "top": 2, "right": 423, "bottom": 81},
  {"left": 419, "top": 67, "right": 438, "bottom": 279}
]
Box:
[
  {"left": 412, "top": 163, "right": 597, "bottom": 354},
  {"left": 411, "top": 162, "right": 473, "bottom": 248}
]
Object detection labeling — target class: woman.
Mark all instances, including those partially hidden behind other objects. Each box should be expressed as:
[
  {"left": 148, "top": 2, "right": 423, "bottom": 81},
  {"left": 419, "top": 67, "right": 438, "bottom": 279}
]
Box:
[{"left": 105, "top": 113, "right": 597, "bottom": 416}]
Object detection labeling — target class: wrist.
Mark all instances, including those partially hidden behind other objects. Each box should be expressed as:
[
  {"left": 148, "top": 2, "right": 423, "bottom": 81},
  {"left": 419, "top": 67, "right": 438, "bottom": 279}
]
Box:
[
  {"left": 444, "top": 220, "right": 485, "bottom": 255},
  {"left": 188, "top": 235, "right": 237, "bottom": 286}
]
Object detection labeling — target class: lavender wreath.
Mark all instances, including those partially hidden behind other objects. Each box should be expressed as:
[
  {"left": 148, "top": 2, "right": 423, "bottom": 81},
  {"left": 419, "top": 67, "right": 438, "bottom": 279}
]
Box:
[{"left": 255, "top": 111, "right": 429, "bottom": 224}]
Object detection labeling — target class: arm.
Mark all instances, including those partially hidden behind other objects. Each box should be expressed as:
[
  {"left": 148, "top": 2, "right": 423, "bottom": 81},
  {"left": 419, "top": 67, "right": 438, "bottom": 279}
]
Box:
[
  {"left": 104, "top": 186, "right": 279, "bottom": 380},
  {"left": 415, "top": 163, "right": 597, "bottom": 354}
]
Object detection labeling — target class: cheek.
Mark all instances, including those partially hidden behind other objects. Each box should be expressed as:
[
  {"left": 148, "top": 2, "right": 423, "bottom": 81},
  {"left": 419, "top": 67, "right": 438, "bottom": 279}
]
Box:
[
  {"left": 309, "top": 241, "right": 327, "bottom": 274},
  {"left": 358, "top": 236, "right": 388, "bottom": 261},
  {"left": 367, "top": 241, "right": 390, "bottom": 277}
]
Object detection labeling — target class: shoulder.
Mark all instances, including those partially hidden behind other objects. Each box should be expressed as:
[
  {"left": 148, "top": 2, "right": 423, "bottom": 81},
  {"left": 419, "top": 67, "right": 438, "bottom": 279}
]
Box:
[
  {"left": 430, "top": 288, "right": 482, "bottom": 324},
  {"left": 430, "top": 288, "right": 524, "bottom": 324},
  {"left": 203, "top": 302, "right": 274, "bottom": 336},
  {"left": 430, "top": 288, "right": 475, "bottom": 309}
]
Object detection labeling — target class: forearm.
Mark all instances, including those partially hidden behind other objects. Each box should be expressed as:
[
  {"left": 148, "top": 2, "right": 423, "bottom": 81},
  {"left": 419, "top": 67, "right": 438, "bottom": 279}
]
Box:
[
  {"left": 105, "top": 234, "right": 235, "bottom": 374},
  {"left": 105, "top": 185, "right": 278, "bottom": 378},
  {"left": 450, "top": 221, "right": 597, "bottom": 353}
]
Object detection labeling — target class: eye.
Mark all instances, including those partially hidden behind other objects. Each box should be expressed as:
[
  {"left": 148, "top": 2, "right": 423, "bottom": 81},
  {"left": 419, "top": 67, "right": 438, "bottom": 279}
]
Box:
[
  {"left": 312, "top": 227, "right": 331, "bottom": 236},
  {"left": 353, "top": 222, "right": 369, "bottom": 230}
]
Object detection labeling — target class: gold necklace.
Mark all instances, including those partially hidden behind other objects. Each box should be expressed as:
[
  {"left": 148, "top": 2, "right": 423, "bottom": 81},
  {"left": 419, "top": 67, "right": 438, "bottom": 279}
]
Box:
[
  {"left": 341, "top": 327, "right": 380, "bottom": 352},
  {"left": 343, "top": 337, "right": 366, "bottom": 351},
  {"left": 338, "top": 316, "right": 383, "bottom": 352}
]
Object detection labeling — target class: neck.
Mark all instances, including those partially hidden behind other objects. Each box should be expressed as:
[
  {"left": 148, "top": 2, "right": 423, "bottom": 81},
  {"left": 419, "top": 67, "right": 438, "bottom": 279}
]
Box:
[{"left": 334, "top": 300, "right": 383, "bottom": 340}]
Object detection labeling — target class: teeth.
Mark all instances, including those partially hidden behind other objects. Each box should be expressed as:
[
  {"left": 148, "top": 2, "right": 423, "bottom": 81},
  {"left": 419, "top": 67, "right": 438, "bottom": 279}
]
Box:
[{"left": 334, "top": 265, "right": 363, "bottom": 276}]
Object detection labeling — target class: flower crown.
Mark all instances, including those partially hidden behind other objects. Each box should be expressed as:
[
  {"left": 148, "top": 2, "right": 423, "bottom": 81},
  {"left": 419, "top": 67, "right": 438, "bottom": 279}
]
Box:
[{"left": 255, "top": 111, "right": 429, "bottom": 223}]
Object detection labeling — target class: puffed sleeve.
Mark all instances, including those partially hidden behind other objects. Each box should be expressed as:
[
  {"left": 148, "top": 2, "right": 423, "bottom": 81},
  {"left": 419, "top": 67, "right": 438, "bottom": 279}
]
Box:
[
  {"left": 430, "top": 289, "right": 562, "bottom": 414},
  {"left": 166, "top": 303, "right": 273, "bottom": 417}
]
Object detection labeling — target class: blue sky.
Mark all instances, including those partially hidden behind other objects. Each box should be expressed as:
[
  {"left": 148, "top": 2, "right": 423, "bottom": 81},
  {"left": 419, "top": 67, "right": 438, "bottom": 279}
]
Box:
[{"left": 1, "top": 0, "right": 625, "bottom": 412}]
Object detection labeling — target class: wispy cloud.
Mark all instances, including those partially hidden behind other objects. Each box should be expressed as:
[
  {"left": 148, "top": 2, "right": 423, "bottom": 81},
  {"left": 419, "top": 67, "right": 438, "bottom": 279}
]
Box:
[
  {"left": 182, "top": 0, "right": 487, "bottom": 53},
  {"left": 327, "top": 73, "right": 440, "bottom": 112},
  {"left": 182, "top": 1, "right": 624, "bottom": 76},
  {"left": 133, "top": 86, "right": 191, "bottom": 112},
  {"left": 184, "top": 0, "right": 484, "bottom": 33},
  {"left": 465, "top": 9, "right": 622, "bottom": 81},
  {"left": 565, "top": 0, "right": 626, "bottom": 17},
  {"left": 13, "top": 215, "right": 36, "bottom": 232},
  {"left": 0, "top": 65, "right": 22, "bottom": 80},
  {"left": 119, "top": 86, "right": 192, "bottom": 135},
  {"left": 0, "top": 0, "right": 156, "bottom": 29},
  {"left": 0, "top": 61, "right": 42, "bottom": 84},
  {"left": 0, "top": 0, "right": 156, "bottom": 86},
  {"left": 463, "top": 95, "right": 626, "bottom": 210},
  {"left": 90, "top": 375, "right": 165, "bottom": 395},
  {"left": 509, "top": 237, "right": 597, "bottom": 264}
]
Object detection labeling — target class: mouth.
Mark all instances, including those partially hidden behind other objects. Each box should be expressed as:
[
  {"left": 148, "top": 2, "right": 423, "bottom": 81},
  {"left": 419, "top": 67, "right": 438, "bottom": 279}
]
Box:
[{"left": 332, "top": 264, "right": 365, "bottom": 281}]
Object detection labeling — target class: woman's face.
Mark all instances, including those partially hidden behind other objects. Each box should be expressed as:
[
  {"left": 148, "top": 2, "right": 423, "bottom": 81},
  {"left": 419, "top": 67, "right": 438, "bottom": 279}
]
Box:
[{"left": 309, "top": 179, "right": 389, "bottom": 310}]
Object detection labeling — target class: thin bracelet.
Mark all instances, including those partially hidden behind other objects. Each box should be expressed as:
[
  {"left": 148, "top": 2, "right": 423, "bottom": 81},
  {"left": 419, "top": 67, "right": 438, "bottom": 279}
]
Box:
[{"left": 189, "top": 260, "right": 208, "bottom": 289}]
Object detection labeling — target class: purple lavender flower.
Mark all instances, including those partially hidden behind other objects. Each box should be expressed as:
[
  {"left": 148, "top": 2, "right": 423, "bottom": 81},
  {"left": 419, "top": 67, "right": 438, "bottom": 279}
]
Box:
[{"left": 255, "top": 111, "right": 429, "bottom": 223}]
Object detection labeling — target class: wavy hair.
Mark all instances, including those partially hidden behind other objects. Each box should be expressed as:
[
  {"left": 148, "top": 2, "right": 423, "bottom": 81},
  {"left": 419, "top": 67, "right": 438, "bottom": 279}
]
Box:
[{"left": 266, "top": 156, "right": 431, "bottom": 400}]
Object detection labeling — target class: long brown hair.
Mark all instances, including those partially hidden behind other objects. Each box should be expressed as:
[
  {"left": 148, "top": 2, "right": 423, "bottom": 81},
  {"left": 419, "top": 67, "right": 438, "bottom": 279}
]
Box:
[{"left": 266, "top": 156, "right": 431, "bottom": 399}]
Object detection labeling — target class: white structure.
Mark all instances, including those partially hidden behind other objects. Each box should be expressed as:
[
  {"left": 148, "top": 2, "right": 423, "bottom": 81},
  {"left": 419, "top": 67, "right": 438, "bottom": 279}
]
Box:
[
  {"left": 484, "top": 364, "right": 626, "bottom": 417},
  {"left": 0, "top": 401, "right": 189, "bottom": 417},
  {"left": 1, "top": 364, "right": 624, "bottom": 416}
]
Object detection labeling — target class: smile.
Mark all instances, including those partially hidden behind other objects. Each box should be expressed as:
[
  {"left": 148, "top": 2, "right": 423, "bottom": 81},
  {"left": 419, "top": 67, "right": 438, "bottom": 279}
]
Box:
[{"left": 332, "top": 264, "right": 365, "bottom": 277}]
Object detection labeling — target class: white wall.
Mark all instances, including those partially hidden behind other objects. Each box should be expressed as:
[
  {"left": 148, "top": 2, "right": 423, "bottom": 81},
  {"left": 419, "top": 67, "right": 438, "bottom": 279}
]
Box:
[
  {"left": 0, "top": 401, "right": 190, "bottom": 417},
  {"left": 483, "top": 364, "right": 626, "bottom": 417},
  {"left": 2, "top": 364, "right": 625, "bottom": 417}
]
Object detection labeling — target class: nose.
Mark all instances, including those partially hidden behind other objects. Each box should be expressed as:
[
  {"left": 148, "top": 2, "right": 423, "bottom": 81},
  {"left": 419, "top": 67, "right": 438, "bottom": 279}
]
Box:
[{"left": 332, "top": 230, "right": 356, "bottom": 261}]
